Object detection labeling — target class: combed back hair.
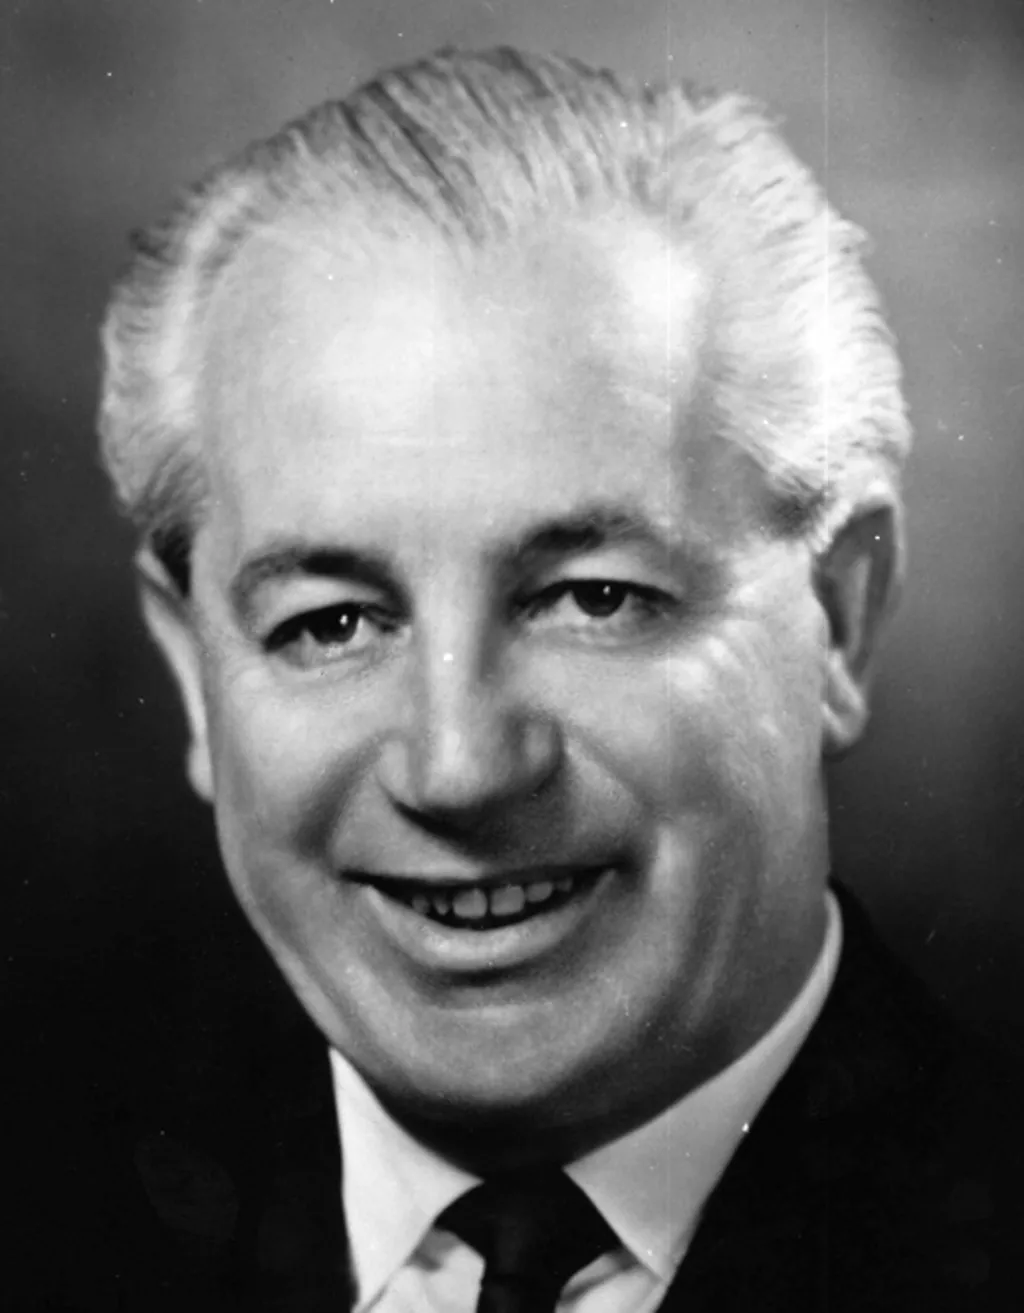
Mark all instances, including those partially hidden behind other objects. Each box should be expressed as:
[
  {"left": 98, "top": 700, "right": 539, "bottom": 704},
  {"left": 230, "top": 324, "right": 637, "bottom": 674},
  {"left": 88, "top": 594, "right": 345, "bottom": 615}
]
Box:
[{"left": 98, "top": 45, "right": 911, "bottom": 590}]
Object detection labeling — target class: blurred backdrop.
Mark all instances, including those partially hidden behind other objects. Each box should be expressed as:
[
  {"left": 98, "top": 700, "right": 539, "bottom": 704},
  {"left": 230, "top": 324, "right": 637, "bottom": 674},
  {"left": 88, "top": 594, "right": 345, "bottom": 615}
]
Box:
[{"left": 3, "top": 0, "right": 1023, "bottom": 1065}]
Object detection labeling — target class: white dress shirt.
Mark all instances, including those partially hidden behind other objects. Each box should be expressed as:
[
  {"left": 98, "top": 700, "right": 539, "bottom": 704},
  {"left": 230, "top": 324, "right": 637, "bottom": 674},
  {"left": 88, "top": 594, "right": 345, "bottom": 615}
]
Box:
[{"left": 331, "top": 892, "right": 841, "bottom": 1313}]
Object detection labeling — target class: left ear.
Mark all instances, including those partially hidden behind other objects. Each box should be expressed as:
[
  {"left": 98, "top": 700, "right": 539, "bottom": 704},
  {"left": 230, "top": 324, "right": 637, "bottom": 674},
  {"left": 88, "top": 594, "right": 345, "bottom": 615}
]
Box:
[{"left": 815, "top": 493, "right": 903, "bottom": 757}]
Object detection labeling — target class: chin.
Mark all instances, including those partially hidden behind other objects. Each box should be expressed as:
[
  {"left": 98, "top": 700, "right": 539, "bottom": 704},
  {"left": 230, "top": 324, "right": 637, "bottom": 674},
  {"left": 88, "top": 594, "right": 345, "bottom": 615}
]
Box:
[
  {"left": 386, "top": 1020, "right": 587, "bottom": 1116},
  {"left": 371, "top": 1056, "right": 613, "bottom": 1171}
]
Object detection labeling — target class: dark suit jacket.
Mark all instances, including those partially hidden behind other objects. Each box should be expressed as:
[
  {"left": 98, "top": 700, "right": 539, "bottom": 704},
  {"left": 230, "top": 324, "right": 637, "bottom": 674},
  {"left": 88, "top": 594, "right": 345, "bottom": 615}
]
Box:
[{"left": 12, "top": 886, "right": 1023, "bottom": 1311}]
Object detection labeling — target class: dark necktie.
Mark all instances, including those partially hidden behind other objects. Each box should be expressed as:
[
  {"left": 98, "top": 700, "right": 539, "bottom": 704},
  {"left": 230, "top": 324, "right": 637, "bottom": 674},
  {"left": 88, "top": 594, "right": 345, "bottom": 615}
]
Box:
[{"left": 438, "top": 1169, "right": 618, "bottom": 1313}]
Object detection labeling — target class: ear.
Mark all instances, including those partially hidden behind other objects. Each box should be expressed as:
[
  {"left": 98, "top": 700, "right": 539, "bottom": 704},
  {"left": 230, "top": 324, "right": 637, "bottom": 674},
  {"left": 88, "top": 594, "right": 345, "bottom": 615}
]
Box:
[
  {"left": 815, "top": 494, "right": 903, "bottom": 758},
  {"left": 136, "top": 548, "right": 214, "bottom": 802}
]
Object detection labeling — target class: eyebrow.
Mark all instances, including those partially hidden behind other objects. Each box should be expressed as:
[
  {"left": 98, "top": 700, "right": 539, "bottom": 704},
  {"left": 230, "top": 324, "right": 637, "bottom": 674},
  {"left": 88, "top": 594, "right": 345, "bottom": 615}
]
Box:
[
  {"left": 507, "top": 504, "right": 679, "bottom": 571},
  {"left": 228, "top": 502, "right": 686, "bottom": 625},
  {"left": 229, "top": 543, "right": 396, "bottom": 626}
]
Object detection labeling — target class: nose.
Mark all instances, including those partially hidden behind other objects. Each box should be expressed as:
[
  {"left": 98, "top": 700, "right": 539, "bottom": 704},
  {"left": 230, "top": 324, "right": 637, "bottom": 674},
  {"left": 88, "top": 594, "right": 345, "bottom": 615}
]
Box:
[{"left": 376, "top": 638, "right": 562, "bottom": 826}]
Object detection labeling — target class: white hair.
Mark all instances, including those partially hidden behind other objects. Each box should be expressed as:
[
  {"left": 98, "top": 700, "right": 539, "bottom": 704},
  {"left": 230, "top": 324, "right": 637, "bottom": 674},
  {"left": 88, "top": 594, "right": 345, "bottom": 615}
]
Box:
[{"left": 97, "top": 46, "right": 911, "bottom": 588}]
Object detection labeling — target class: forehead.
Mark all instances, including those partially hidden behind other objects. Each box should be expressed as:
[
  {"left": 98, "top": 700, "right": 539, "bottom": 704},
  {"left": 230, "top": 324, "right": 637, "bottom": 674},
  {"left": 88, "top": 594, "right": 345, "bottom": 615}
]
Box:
[
  {"left": 195, "top": 210, "right": 761, "bottom": 559},
  {"left": 205, "top": 209, "right": 706, "bottom": 394}
]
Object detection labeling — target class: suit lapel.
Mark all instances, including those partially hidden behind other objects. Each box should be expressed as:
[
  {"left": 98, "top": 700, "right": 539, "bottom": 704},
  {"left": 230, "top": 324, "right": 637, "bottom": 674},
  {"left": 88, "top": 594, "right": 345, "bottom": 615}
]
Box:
[
  {"left": 130, "top": 973, "right": 355, "bottom": 1308},
  {"left": 215, "top": 1012, "right": 354, "bottom": 1309},
  {"left": 654, "top": 883, "right": 973, "bottom": 1311}
]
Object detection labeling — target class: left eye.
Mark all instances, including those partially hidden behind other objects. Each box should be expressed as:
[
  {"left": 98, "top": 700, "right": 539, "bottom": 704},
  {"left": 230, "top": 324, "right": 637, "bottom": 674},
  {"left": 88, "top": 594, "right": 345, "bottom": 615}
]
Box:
[
  {"left": 521, "top": 579, "right": 672, "bottom": 638},
  {"left": 559, "top": 581, "right": 631, "bottom": 617}
]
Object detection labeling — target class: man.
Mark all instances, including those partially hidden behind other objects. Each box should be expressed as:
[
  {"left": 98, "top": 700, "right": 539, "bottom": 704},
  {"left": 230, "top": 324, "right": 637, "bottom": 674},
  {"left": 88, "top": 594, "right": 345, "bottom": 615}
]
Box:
[{"left": 30, "top": 45, "right": 1018, "bottom": 1311}]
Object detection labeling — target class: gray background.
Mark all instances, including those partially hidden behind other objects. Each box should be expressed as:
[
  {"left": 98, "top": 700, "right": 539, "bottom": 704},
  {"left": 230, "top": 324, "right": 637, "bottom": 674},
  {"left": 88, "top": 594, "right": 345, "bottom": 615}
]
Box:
[{"left": 3, "top": 0, "right": 1023, "bottom": 1054}]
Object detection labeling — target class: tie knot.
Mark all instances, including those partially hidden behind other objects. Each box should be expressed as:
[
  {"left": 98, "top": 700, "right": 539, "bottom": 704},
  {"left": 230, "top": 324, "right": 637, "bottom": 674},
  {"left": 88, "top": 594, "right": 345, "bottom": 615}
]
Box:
[{"left": 439, "top": 1169, "right": 616, "bottom": 1312}]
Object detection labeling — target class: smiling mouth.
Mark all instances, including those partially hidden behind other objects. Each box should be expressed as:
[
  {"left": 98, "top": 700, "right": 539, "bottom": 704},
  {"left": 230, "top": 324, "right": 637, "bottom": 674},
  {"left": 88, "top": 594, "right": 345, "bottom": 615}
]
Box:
[{"left": 363, "top": 868, "right": 608, "bottom": 931}]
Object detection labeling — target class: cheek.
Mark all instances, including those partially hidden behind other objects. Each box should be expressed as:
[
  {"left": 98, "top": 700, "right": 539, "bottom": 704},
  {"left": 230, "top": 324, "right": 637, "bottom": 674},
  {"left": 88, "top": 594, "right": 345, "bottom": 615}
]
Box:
[
  {"left": 576, "top": 614, "right": 826, "bottom": 828},
  {"left": 203, "top": 668, "right": 374, "bottom": 860}
]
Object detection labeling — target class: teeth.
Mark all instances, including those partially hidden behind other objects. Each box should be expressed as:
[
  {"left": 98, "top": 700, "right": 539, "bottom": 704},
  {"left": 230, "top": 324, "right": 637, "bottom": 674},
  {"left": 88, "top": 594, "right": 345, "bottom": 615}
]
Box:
[
  {"left": 451, "top": 888, "right": 488, "bottom": 920},
  {"left": 398, "top": 869, "right": 608, "bottom": 927},
  {"left": 489, "top": 884, "right": 527, "bottom": 916}
]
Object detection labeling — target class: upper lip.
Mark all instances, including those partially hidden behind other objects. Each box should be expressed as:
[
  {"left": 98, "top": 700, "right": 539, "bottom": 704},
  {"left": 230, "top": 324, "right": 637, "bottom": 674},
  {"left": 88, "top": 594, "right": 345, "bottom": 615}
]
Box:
[{"left": 351, "top": 864, "right": 607, "bottom": 892}]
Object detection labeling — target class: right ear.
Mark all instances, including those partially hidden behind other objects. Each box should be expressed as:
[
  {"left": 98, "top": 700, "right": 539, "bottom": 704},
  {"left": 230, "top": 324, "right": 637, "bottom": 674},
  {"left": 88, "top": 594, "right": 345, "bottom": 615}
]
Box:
[{"left": 136, "top": 548, "right": 214, "bottom": 802}]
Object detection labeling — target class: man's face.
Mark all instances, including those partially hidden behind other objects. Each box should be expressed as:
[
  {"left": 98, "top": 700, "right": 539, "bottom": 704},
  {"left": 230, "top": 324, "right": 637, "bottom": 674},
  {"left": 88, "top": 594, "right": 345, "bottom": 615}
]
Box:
[{"left": 166, "top": 215, "right": 833, "bottom": 1155}]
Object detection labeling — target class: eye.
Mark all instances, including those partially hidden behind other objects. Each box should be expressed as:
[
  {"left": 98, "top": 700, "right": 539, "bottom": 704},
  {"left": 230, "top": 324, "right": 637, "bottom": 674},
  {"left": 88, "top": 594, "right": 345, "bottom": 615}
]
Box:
[
  {"left": 521, "top": 578, "right": 674, "bottom": 643},
  {"left": 561, "top": 580, "right": 632, "bottom": 618},
  {"left": 266, "top": 603, "right": 397, "bottom": 667}
]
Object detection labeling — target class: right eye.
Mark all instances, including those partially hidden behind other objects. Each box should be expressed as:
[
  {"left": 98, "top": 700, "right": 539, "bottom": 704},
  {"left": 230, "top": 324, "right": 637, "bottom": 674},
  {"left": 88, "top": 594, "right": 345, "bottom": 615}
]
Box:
[{"left": 266, "top": 603, "right": 398, "bottom": 668}]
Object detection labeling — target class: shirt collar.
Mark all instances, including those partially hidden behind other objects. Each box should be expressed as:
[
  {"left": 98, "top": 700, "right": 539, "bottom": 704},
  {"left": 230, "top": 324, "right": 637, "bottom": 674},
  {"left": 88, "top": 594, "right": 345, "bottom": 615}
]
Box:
[
  {"left": 331, "top": 1048, "right": 478, "bottom": 1307},
  {"left": 332, "top": 891, "right": 841, "bottom": 1302}
]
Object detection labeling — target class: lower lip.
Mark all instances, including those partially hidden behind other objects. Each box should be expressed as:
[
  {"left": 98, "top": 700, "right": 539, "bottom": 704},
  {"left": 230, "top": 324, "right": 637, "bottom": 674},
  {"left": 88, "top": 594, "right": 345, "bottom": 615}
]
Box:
[{"left": 360, "top": 870, "right": 615, "bottom": 975}]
